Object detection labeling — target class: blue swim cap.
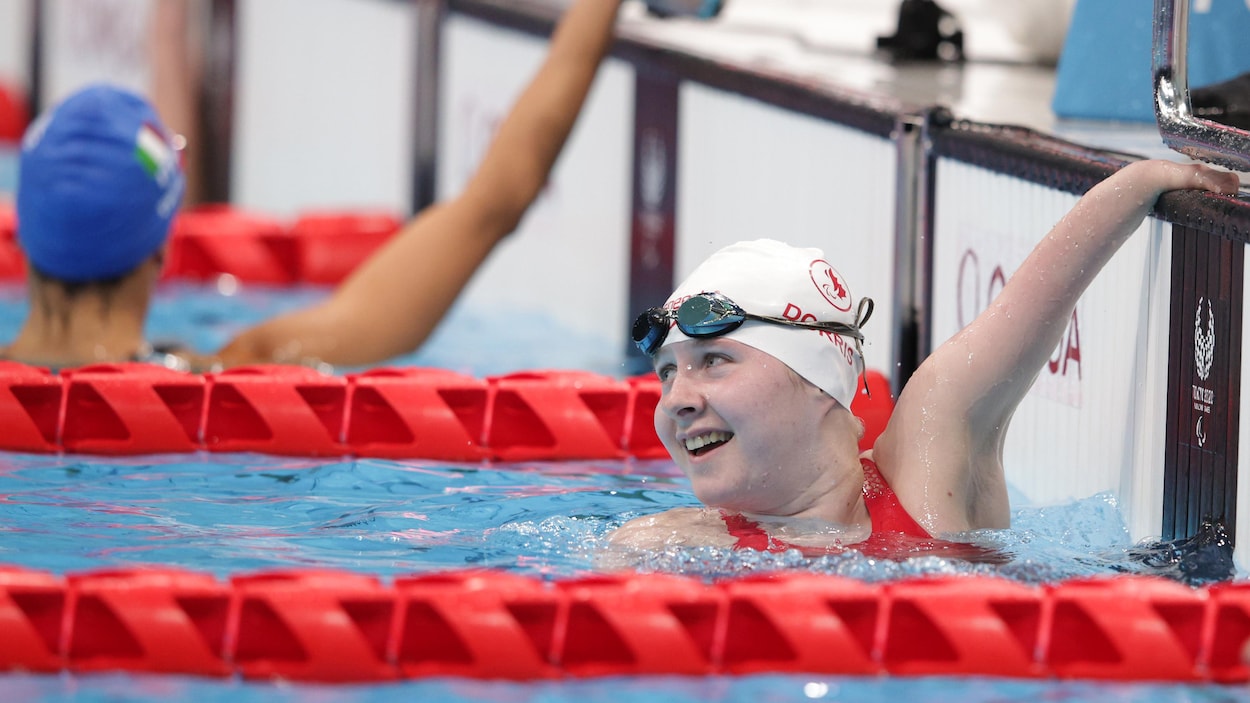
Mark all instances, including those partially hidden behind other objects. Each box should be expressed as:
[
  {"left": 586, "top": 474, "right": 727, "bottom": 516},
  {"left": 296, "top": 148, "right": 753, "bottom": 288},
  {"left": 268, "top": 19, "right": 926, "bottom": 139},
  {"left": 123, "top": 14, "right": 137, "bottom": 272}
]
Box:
[{"left": 17, "top": 83, "right": 185, "bottom": 282}]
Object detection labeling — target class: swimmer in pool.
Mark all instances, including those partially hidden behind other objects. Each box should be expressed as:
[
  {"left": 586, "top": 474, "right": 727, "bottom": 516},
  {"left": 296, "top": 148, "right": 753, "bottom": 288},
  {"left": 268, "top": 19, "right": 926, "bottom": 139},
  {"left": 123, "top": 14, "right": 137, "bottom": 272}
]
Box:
[
  {"left": 2, "top": 0, "right": 624, "bottom": 371},
  {"left": 610, "top": 160, "right": 1240, "bottom": 559}
]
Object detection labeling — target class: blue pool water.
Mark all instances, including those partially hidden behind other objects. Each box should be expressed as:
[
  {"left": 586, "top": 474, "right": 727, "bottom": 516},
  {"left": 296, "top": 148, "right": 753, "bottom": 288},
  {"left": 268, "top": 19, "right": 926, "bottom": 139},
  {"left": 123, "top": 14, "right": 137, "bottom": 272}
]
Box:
[
  {"left": 0, "top": 452, "right": 1244, "bottom": 702},
  {"left": 142, "top": 280, "right": 626, "bottom": 378},
  {"left": 0, "top": 147, "right": 15, "bottom": 195},
  {"left": 0, "top": 282, "right": 1247, "bottom": 701},
  {"left": 5, "top": 672, "right": 1249, "bottom": 703},
  {"left": 0, "top": 280, "right": 627, "bottom": 378},
  {"left": 0, "top": 452, "right": 1207, "bottom": 583}
]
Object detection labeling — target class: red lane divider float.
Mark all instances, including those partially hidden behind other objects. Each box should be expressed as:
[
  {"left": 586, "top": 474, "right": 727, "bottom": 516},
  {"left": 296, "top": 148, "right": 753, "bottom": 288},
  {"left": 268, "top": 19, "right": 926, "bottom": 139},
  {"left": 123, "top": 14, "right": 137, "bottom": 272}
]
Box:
[
  {"left": 62, "top": 363, "right": 205, "bottom": 455},
  {"left": 0, "top": 202, "right": 403, "bottom": 286},
  {"left": 0, "top": 360, "right": 60, "bottom": 452},
  {"left": 0, "top": 80, "right": 27, "bottom": 144},
  {"left": 165, "top": 206, "right": 294, "bottom": 284},
  {"left": 394, "top": 571, "right": 563, "bottom": 680},
  {"left": 204, "top": 365, "right": 348, "bottom": 456},
  {"left": 554, "top": 573, "right": 722, "bottom": 677},
  {"left": 230, "top": 570, "right": 396, "bottom": 682},
  {"left": 0, "top": 568, "right": 1244, "bottom": 683},
  {"left": 0, "top": 566, "right": 63, "bottom": 673},
  {"left": 1211, "top": 582, "right": 1250, "bottom": 683},
  {"left": 487, "top": 370, "right": 632, "bottom": 462},
  {"left": 0, "top": 363, "right": 896, "bottom": 459},
  {"left": 66, "top": 568, "right": 232, "bottom": 677},
  {"left": 346, "top": 367, "right": 490, "bottom": 461},
  {"left": 287, "top": 211, "right": 401, "bottom": 284},
  {"left": 0, "top": 203, "right": 22, "bottom": 280},
  {"left": 1043, "top": 577, "right": 1208, "bottom": 682}
]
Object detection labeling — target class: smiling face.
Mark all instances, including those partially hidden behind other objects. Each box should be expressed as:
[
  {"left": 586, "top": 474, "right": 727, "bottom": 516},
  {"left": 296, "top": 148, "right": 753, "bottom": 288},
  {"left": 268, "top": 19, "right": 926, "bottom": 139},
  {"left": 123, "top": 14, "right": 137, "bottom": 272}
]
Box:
[{"left": 651, "top": 336, "right": 863, "bottom": 518}]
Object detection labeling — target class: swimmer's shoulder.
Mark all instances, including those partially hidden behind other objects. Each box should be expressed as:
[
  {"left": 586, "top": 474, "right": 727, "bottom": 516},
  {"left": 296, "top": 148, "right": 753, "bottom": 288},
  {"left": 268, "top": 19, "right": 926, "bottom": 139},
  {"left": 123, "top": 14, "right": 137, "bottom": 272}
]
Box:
[{"left": 609, "top": 506, "right": 736, "bottom": 550}]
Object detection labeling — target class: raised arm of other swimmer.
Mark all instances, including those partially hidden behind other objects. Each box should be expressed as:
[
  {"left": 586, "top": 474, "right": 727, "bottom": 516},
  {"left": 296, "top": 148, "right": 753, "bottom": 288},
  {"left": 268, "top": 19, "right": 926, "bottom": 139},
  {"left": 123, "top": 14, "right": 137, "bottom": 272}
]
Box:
[
  {"left": 872, "top": 160, "right": 1240, "bottom": 536},
  {"left": 216, "top": 0, "right": 625, "bottom": 367}
]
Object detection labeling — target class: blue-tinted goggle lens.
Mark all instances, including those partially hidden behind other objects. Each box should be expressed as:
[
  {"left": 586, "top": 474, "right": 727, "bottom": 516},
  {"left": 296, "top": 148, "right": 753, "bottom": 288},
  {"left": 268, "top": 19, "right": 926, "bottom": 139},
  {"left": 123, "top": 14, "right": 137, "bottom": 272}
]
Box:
[
  {"left": 631, "top": 309, "right": 672, "bottom": 355},
  {"left": 632, "top": 293, "right": 751, "bottom": 355},
  {"left": 676, "top": 294, "right": 746, "bottom": 337}
]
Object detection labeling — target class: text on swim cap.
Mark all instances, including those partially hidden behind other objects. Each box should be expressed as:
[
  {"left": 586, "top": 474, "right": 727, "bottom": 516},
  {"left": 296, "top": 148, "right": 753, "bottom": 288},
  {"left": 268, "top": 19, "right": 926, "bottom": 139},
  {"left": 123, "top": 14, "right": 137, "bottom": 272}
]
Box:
[{"left": 782, "top": 302, "right": 856, "bottom": 365}]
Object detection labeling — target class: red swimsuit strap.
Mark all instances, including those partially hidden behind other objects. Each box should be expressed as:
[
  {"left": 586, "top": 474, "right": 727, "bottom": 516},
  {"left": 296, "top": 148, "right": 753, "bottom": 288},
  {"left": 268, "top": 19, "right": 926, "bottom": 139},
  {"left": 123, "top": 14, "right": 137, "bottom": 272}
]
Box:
[
  {"left": 720, "top": 512, "right": 789, "bottom": 553},
  {"left": 859, "top": 457, "right": 932, "bottom": 539}
]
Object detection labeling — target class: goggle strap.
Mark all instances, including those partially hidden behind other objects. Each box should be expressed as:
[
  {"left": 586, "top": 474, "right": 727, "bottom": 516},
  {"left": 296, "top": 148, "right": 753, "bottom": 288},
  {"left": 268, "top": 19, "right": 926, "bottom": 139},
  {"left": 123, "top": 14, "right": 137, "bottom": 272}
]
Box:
[
  {"left": 853, "top": 297, "right": 874, "bottom": 400},
  {"left": 855, "top": 297, "right": 874, "bottom": 330},
  {"left": 856, "top": 336, "right": 870, "bottom": 400}
]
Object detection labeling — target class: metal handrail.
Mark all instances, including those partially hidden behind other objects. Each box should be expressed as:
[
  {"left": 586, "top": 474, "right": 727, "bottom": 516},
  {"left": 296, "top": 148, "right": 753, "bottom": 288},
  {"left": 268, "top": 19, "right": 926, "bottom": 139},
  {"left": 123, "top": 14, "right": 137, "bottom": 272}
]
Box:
[{"left": 1153, "top": 0, "right": 1250, "bottom": 171}]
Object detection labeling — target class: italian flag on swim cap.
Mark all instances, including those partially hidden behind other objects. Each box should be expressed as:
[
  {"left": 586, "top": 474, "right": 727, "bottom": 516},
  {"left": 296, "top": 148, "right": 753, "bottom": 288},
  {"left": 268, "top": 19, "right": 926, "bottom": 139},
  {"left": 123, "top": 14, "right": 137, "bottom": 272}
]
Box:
[{"left": 134, "top": 123, "right": 176, "bottom": 183}]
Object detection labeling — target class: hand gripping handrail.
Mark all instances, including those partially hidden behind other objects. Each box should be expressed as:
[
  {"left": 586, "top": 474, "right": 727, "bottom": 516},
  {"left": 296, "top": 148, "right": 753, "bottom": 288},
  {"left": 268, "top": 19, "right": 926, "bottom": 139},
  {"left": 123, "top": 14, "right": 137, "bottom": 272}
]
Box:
[{"left": 1153, "top": 0, "right": 1250, "bottom": 170}]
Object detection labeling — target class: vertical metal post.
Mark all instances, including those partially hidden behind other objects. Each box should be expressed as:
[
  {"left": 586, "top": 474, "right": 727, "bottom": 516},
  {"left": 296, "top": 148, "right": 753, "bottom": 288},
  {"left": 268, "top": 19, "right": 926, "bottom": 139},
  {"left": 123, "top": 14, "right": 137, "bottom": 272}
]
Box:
[
  {"left": 202, "top": 0, "right": 237, "bottom": 203},
  {"left": 1153, "top": 0, "right": 1250, "bottom": 170},
  {"left": 890, "top": 107, "right": 945, "bottom": 397},
  {"left": 28, "top": 0, "right": 43, "bottom": 117},
  {"left": 411, "top": 0, "right": 445, "bottom": 214},
  {"left": 890, "top": 113, "right": 923, "bottom": 397},
  {"left": 625, "top": 67, "right": 680, "bottom": 375}
]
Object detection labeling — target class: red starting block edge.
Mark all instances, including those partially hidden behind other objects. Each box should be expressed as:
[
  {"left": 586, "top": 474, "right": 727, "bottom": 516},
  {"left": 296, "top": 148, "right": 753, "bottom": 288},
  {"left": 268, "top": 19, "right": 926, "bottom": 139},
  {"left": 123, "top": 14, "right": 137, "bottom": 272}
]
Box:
[
  {"left": 0, "top": 568, "right": 1243, "bottom": 683},
  {"left": 0, "top": 363, "right": 897, "bottom": 460}
]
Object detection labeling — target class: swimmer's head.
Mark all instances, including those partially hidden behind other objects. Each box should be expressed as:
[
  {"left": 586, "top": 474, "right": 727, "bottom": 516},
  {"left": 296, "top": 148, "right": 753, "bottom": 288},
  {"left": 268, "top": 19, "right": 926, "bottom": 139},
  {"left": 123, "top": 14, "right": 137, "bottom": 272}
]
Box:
[
  {"left": 642, "top": 238, "right": 872, "bottom": 409},
  {"left": 17, "top": 83, "right": 185, "bottom": 283}
]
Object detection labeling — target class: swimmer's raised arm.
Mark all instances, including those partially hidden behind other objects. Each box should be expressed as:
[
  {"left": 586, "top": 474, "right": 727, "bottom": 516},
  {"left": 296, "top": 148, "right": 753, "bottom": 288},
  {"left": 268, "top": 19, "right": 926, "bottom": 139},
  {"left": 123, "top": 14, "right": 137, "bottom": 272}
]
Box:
[
  {"left": 875, "top": 160, "right": 1240, "bottom": 533},
  {"left": 218, "top": 0, "right": 625, "bottom": 367}
]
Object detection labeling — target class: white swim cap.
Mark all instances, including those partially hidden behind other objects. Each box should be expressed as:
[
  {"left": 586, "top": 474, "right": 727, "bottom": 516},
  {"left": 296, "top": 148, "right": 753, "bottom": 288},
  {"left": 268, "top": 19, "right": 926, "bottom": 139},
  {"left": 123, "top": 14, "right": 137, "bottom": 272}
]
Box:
[{"left": 661, "top": 239, "right": 870, "bottom": 408}]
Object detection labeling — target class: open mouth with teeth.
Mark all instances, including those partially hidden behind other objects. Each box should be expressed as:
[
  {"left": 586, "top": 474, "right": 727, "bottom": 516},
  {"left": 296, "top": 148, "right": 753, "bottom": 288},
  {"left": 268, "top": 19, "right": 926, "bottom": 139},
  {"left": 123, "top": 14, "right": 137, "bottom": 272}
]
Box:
[{"left": 684, "top": 431, "right": 732, "bottom": 457}]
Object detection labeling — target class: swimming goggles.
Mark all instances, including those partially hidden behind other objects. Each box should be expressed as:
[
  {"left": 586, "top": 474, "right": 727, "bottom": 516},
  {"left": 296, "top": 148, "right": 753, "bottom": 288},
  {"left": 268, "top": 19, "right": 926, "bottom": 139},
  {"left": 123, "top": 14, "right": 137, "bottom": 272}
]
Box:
[{"left": 632, "top": 291, "right": 873, "bottom": 356}]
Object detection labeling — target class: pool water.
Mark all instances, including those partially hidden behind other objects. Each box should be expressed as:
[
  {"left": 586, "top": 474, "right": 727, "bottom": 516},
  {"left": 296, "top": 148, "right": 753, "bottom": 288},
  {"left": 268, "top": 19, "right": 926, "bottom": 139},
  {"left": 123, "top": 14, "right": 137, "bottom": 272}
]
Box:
[
  {"left": 0, "top": 280, "right": 627, "bottom": 378},
  {"left": 0, "top": 451, "right": 1218, "bottom": 583},
  {"left": 0, "top": 148, "right": 14, "bottom": 196},
  {"left": 0, "top": 281, "right": 1246, "bottom": 701},
  {"left": 5, "top": 672, "right": 1248, "bottom": 703},
  {"left": 0, "top": 451, "right": 1244, "bottom": 702},
  {"left": 141, "top": 280, "right": 626, "bottom": 378}
]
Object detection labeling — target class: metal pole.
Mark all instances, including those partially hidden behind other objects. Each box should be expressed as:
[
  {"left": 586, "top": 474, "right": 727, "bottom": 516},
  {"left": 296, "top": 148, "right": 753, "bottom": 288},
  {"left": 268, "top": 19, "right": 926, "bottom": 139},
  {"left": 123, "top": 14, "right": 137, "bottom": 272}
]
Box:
[
  {"left": 411, "top": 0, "right": 445, "bottom": 214},
  {"left": 28, "top": 0, "right": 43, "bottom": 117},
  {"left": 890, "top": 113, "right": 924, "bottom": 397},
  {"left": 202, "top": 0, "right": 237, "bottom": 203},
  {"left": 1153, "top": 0, "right": 1250, "bottom": 170}
]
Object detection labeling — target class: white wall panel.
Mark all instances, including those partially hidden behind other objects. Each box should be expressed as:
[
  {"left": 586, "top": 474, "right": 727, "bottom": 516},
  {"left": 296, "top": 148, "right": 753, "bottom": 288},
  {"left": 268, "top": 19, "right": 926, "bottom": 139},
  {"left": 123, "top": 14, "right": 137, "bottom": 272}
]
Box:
[
  {"left": 40, "top": 0, "right": 152, "bottom": 104},
  {"left": 234, "top": 0, "right": 415, "bottom": 216},
  {"left": 0, "top": 0, "right": 31, "bottom": 89}
]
